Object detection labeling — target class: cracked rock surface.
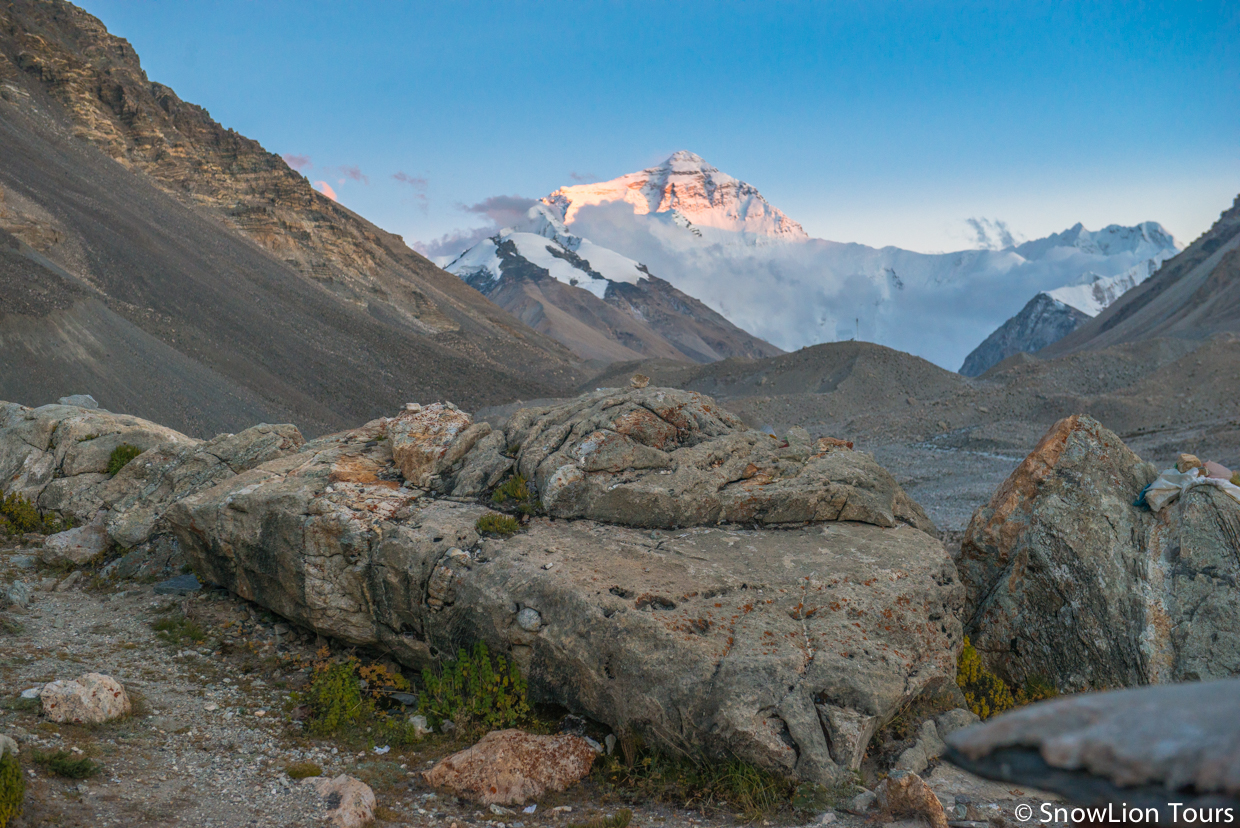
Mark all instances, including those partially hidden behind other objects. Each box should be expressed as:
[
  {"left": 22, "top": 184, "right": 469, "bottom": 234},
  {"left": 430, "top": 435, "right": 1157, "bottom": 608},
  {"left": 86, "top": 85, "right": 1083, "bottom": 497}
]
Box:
[
  {"left": 474, "top": 387, "right": 935, "bottom": 532},
  {"left": 169, "top": 396, "right": 962, "bottom": 786},
  {"left": 960, "top": 414, "right": 1240, "bottom": 691}
]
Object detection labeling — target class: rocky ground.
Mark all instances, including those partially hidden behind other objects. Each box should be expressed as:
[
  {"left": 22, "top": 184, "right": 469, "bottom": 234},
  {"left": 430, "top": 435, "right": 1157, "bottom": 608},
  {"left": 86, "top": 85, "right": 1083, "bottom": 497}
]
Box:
[{"left": 0, "top": 531, "right": 1065, "bottom": 828}]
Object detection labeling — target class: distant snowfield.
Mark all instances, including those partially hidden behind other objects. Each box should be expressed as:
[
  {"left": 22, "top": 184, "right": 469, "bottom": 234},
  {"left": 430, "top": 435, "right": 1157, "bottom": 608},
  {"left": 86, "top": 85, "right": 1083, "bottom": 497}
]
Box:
[{"left": 446, "top": 152, "right": 1181, "bottom": 370}]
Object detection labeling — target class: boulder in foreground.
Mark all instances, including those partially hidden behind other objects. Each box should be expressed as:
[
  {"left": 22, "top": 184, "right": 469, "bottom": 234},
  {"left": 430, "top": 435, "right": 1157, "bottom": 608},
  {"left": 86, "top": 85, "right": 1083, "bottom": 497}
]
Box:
[
  {"left": 423, "top": 729, "right": 597, "bottom": 805},
  {"left": 169, "top": 391, "right": 961, "bottom": 785},
  {"left": 945, "top": 679, "right": 1240, "bottom": 812},
  {"left": 41, "top": 672, "right": 131, "bottom": 724},
  {"left": 471, "top": 387, "right": 934, "bottom": 531},
  {"left": 305, "top": 774, "right": 375, "bottom": 828},
  {"left": 959, "top": 414, "right": 1240, "bottom": 690}
]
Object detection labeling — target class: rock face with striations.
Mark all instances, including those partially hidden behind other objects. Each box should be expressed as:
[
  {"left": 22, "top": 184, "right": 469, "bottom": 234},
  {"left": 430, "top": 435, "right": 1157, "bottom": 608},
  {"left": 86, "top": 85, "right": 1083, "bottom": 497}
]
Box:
[
  {"left": 960, "top": 413, "right": 1240, "bottom": 690},
  {"left": 0, "top": 399, "right": 305, "bottom": 575},
  {"left": 168, "top": 388, "right": 961, "bottom": 786},
  {"left": 471, "top": 387, "right": 934, "bottom": 532}
]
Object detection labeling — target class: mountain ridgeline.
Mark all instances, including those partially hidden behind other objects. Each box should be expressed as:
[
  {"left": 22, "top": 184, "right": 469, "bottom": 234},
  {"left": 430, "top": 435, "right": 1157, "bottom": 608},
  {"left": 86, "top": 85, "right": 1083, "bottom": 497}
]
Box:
[{"left": 0, "top": 0, "right": 587, "bottom": 437}]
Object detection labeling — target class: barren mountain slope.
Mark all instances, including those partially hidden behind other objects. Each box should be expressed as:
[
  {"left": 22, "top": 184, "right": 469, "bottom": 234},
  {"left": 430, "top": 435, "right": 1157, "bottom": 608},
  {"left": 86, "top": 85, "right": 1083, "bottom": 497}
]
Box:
[
  {"left": 583, "top": 336, "right": 1240, "bottom": 529},
  {"left": 0, "top": 0, "right": 586, "bottom": 436},
  {"left": 1044, "top": 195, "right": 1240, "bottom": 356}
]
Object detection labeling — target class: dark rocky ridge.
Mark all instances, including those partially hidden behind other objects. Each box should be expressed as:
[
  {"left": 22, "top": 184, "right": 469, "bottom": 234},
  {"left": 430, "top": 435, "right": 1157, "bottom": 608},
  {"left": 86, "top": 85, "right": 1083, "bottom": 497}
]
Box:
[
  {"left": 959, "top": 293, "right": 1090, "bottom": 377},
  {"left": 1043, "top": 195, "right": 1240, "bottom": 356},
  {"left": 0, "top": 0, "right": 587, "bottom": 437},
  {"left": 465, "top": 235, "right": 783, "bottom": 365}
]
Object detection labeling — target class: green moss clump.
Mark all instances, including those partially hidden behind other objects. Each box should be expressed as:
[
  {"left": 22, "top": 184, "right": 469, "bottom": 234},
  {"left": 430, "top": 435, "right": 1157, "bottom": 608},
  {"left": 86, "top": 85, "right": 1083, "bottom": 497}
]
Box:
[
  {"left": 33, "top": 749, "right": 100, "bottom": 779},
  {"left": 0, "top": 752, "right": 23, "bottom": 828},
  {"left": 418, "top": 642, "right": 530, "bottom": 731},
  {"left": 956, "top": 637, "right": 1061, "bottom": 719},
  {"left": 285, "top": 762, "right": 322, "bottom": 779},
  {"left": 491, "top": 473, "right": 537, "bottom": 515},
  {"left": 594, "top": 746, "right": 802, "bottom": 820},
  {"left": 106, "top": 443, "right": 143, "bottom": 475},
  {"left": 152, "top": 612, "right": 206, "bottom": 646},
  {"left": 476, "top": 513, "right": 520, "bottom": 537}
]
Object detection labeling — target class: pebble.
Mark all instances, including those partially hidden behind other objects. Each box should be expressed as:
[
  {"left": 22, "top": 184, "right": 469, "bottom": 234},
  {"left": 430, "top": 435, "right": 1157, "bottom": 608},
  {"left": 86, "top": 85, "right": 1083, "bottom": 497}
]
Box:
[{"left": 516, "top": 607, "right": 542, "bottom": 632}]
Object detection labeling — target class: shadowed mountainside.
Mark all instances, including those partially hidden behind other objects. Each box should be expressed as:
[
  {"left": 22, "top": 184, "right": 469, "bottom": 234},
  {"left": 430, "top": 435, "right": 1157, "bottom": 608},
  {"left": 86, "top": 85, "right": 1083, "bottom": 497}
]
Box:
[
  {"left": 1043, "top": 195, "right": 1240, "bottom": 357},
  {"left": 0, "top": 0, "right": 586, "bottom": 437}
]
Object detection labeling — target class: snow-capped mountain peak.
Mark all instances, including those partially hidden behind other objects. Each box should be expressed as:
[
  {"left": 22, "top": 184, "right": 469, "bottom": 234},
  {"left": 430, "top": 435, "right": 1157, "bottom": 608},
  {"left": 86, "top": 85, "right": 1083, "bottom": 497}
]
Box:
[
  {"left": 1015, "top": 221, "right": 1178, "bottom": 261},
  {"left": 540, "top": 151, "right": 808, "bottom": 242}
]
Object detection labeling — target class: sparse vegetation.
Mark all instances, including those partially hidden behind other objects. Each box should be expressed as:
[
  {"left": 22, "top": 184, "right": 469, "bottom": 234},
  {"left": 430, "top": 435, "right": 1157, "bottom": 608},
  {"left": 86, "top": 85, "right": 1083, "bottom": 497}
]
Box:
[
  {"left": 152, "top": 612, "right": 206, "bottom": 646},
  {"left": 0, "top": 751, "right": 23, "bottom": 828},
  {"left": 491, "top": 473, "right": 537, "bottom": 515},
  {"left": 475, "top": 512, "right": 520, "bottom": 537},
  {"left": 106, "top": 443, "right": 142, "bottom": 475},
  {"left": 957, "top": 636, "right": 1015, "bottom": 718},
  {"left": 285, "top": 762, "right": 322, "bottom": 780},
  {"left": 298, "top": 648, "right": 420, "bottom": 744},
  {"left": 418, "top": 641, "right": 529, "bottom": 731},
  {"left": 957, "top": 636, "right": 1058, "bottom": 718},
  {"left": 593, "top": 746, "right": 815, "bottom": 820},
  {"left": 0, "top": 492, "right": 70, "bottom": 536},
  {"left": 33, "top": 749, "right": 100, "bottom": 779},
  {"left": 568, "top": 809, "right": 632, "bottom": 828}
]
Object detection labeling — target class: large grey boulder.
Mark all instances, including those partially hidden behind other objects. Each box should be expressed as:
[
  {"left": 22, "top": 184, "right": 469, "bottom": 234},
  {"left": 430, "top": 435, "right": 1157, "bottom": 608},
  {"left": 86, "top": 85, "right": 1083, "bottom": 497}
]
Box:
[
  {"left": 170, "top": 411, "right": 963, "bottom": 786},
  {"left": 41, "top": 509, "right": 110, "bottom": 568},
  {"left": 959, "top": 414, "right": 1240, "bottom": 691},
  {"left": 945, "top": 679, "right": 1240, "bottom": 812},
  {"left": 1, "top": 400, "right": 304, "bottom": 567},
  {"left": 471, "top": 387, "right": 933, "bottom": 532},
  {"left": 0, "top": 401, "right": 192, "bottom": 506}
]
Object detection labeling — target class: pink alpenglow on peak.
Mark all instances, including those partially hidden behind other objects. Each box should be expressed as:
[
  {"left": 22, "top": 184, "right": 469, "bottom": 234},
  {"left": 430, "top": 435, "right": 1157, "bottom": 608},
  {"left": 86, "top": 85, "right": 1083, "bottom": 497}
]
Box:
[{"left": 542, "top": 150, "right": 808, "bottom": 241}]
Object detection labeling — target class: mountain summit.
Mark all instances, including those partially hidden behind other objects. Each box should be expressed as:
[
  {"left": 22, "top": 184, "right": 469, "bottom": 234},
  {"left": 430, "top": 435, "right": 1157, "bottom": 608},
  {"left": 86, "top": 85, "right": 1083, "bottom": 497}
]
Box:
[{"left": 543, "top": 151, "right": 808, "bottom": 242}]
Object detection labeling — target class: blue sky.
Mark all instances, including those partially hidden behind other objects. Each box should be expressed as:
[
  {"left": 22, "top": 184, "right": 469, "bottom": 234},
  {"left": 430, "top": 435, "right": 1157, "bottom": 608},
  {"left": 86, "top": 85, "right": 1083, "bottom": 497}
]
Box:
[{"left": 78, "top": 1, "right": 1240, "bottom": 254}]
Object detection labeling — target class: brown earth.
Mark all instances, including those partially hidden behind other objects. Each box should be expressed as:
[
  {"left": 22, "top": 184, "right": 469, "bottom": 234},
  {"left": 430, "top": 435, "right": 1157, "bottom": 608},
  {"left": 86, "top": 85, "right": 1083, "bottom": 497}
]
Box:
[{"left": 571, "top": 334, "right": 1240, "bottom": 531}]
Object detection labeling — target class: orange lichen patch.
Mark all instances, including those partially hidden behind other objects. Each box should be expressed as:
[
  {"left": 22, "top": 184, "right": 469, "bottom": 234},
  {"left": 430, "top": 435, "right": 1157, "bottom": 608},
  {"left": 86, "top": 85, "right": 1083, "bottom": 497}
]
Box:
[
  {"left": 968, "top": 414, "right": 1083, "bottom": 552},
  {"left": 611, "top": 406, "right": 678, "bottom": 449},
  {"left": 814, "top": 436, "right": 854, "bottom": 454},
  {"left": 329, "top": 455, "right": 399, "bottom": 489}
]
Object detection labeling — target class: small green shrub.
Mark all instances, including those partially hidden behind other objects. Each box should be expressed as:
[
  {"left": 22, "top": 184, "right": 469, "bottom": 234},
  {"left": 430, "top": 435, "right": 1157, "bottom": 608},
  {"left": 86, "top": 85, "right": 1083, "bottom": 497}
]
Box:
[
  {"left": 418, "top": 641, "right": 529, "bottom": 730},
  {"left": 0, "top": 752, "right": 23, "bottom": 828},
  {"left": 33, "top": 749, "right": 99, "bottom": 779},
  {"left": 0, "top": 492, "right": 69, "bottom": 536},
  {"left": 298, "top": 651, "right": 417, "bottom": 744},
  {"left": 957, "top": 637, "right": 1061, "bottom": 719},
  {"left": 476, "top": 513, "right": 520, "bottom": 538},
  {"left": 152, "top": 613, "right": 206, "bottom": 646},
  {"left": 285, "top": 762, "right": 322, "bottom": 779},
  {"left": 957, "top": 636, "right": 1014, "bottom": 719},
  {"left": 568, "top": 809, "right": 632, "bottom": 828},
  {"left": 106, "top": 443, "right": 142, "bottom": 475},
  {"left": 304, "top": 660, "right": 367, "bottom": 737},
  {"left": 1019, "top": 674, "right": 1060, "bottom": 704},
  {"left": 491, "top": 473, "right": 537, "bottom": 515}
]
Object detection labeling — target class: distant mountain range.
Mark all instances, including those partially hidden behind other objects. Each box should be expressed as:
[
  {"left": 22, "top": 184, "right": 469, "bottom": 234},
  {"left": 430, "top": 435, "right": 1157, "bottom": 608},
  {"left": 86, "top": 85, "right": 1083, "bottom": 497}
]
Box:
[
  {"left": 442, "top": 152, "right": 1180, "bottom": 372},
  {"left": 1042, "top": 194, "right": 1240, "bottom": 357},
  {"left": 960, "top": 246, "right": 1177, "bottom": 376}
]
